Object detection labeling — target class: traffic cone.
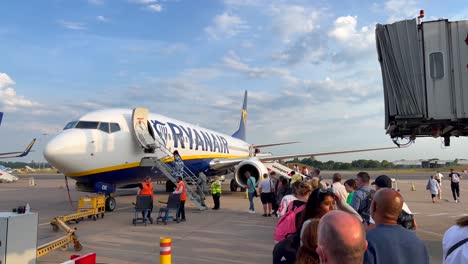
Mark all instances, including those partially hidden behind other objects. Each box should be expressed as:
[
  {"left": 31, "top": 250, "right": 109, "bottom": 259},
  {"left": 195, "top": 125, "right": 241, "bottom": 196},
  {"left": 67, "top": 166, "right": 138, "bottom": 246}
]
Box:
[{"left": 411, "top": 181, "right": 416, "bottom": 191}]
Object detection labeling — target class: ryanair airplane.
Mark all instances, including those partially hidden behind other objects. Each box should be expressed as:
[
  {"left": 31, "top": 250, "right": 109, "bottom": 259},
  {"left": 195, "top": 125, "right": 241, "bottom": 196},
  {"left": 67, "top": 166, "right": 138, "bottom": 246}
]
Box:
[{"left": 43, "top": 91, "right": 395, "bottom": 210}]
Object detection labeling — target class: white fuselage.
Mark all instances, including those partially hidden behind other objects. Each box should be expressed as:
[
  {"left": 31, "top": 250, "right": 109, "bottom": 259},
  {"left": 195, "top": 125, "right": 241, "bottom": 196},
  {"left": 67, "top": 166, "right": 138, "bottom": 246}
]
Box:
[{"left": 43, "top": 109, "right": 250, "bottom": 185}]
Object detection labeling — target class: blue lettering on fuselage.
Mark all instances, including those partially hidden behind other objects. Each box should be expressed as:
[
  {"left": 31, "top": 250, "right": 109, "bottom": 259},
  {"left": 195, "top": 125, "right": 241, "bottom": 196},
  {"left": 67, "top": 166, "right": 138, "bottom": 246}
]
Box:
[{"left": 149, "top": 119, "right": 230, "bottom": 154}]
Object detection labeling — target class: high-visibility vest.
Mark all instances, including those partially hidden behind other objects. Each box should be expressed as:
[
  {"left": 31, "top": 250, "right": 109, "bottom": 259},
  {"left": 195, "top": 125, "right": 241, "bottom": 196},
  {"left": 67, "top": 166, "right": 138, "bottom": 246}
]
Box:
[
  {"left": 140, "top": 182, "right": 153, "bottom": 196},
  {"left": 176, "top": 181, "right": 187, "bottom": 201},
  {"left": 211, "top": 180, "right": 222, "bottom": 195}
]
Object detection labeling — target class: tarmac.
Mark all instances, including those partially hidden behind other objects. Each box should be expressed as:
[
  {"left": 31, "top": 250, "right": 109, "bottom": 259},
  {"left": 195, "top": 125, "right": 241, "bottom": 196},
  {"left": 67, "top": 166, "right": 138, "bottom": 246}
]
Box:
[{"left": 0, "top": 173, "right": 466, "bottom": 264}]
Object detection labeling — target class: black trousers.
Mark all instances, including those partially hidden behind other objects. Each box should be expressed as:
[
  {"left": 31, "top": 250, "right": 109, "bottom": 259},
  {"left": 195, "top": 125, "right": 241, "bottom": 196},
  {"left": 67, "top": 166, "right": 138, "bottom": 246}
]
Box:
[
  {"left": 177, "top": 200, "right": 186, "bottom": 220},
  {"left": 141, "top": 201, "right": 153, "bottom": 218},
  {"left": 212, "top": 193, "right": 220, "bottom": 209},
  {"left": 451, "top": 182, "right": 460, "bottom": 200}
]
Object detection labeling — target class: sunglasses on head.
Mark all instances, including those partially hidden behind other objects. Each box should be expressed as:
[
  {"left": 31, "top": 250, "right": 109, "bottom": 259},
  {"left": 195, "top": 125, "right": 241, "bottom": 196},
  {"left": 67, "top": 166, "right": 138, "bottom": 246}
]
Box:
[{"left": 316, "top": 188, "right": 336, "bottom": 199}]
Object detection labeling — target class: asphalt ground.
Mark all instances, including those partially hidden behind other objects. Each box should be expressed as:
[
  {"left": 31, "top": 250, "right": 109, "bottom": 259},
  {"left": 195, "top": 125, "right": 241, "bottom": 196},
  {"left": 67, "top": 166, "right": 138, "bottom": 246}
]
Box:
[{"left": 0, "top": 173, "right": 466, "bottom": 264}]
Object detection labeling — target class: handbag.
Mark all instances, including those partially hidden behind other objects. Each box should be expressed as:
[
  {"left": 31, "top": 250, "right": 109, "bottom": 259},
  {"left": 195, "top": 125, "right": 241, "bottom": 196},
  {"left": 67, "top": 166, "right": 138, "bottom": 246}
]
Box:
[{"left": 397, "top": 210, "right": 415, "bottom": 230}]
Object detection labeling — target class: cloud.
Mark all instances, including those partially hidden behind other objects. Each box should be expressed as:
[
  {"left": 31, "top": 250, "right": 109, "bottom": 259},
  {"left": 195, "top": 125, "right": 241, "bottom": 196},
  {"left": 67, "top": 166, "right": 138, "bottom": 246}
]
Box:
[
  {"left": 385, "top": 0, "right": 419, "bottom": 23},
  {"left": 223, "top": 0, "right": 263, "bottom": 7},
  {"left": 58, "top": 20, "right": 86, "bottom": 30},
  {"left": 0, "top": 72, "right": 15, "bottom": 88},
  {"left": 129, "top": 0, "right": 157, "bottom": 3},
  {"left": 205, "top": 12, "right": 249, "bottom": 39},
  {"left": 147, "top": 4, "right": 162, "bottom": 12},
  {"left": 268, "top": 5, "right": 321, "bottom": 43},
  {"left": 222, "top": 51, "right": 289, "bottom": 79},
  {"left": 273, "top": 31, "right": 328, "bottom": 66},
  {"left": 97, "top": 16, "right": 109, "bottom": 22},
  {"left": 328, "top": 16, "right": 374, "bottom": 50},
  {"left": 0, "top": 73, "right": 42, "bottom": 112}
]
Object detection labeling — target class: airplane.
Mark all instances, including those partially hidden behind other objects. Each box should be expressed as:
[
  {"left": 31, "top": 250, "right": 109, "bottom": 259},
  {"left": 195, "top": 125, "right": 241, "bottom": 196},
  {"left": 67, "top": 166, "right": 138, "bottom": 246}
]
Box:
[
  {"left": 43, "top": 91, "right": 397, "bottom": 211},
  {"left": 0, "top": 112, "right": 37, "bottom": 159}
]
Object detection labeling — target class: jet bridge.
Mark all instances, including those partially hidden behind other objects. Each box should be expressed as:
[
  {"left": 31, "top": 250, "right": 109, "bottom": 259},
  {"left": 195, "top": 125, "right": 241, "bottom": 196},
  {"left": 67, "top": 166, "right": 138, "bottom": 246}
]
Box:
[{"left": 376, "top": 17, "right": 468, "bottom": 146}]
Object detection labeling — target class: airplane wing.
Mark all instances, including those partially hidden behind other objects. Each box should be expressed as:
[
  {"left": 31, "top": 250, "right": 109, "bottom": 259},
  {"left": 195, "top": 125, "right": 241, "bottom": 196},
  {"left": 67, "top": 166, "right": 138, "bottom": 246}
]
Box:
[
  {"left": 252, "top": 141, "right": 299, "bottom": 148},
  {"left": 0, "top": 138, "right": 36, "bottom": 159},
  {"left": 209, "top": 146, "right": 398, "bottom": 170}
]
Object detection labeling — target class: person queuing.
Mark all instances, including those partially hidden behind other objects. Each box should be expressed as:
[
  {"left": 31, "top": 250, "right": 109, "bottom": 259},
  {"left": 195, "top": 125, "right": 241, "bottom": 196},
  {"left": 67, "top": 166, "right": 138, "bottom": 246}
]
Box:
[
  {"left": 434, "top": 170, "right": 444, "bottom": 199},
  {"left": 277, "top": 181, "right": 312, "bottom": 218},
  {"left": 344, "top": 179, "right": 357, "bottom": 205},
  {"left": 246, "top": 171, "right": 256, "bottom": 213},
  {"left": 137, "top": 176, "right": 154, "bottom": 220},
  {"left": 449, "top": 169, "right": 462, "bottom": 203},
  {"left": 173, "top": 176, "right": 187, "bottom": 221},
  {"left": 259, "top": 173, "right": 275, "bottom": 217},
  {"left": 443, "top": 216, "right": 468, "bottom": 263},
  {"left": 351, "top": 172, "right": 373, "bottom": 224},
  {"left": 331, "top": 173, "right": 348, "bottom": 202},
  {"left": 211, "top": 176, "right": 222, "bottom": 210},
  {"left": 364, "top": 188, "right": 429, "bottom": 264},
  {"left": 426, "top": 175, "right": 441, "bottom": 203},
  {"left": 316, "top": 211, "right": 367, "bottom": 264},
  {"left": 296, "top": 218, "right": 320, "bottom": 264}
]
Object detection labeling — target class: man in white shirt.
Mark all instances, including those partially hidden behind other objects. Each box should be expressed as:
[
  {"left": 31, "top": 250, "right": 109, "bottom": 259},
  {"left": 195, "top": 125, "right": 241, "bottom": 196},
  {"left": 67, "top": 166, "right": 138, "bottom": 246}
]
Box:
[
  {"left": 258, "top": 173, "right": 275, "bottom": 217},
  {"left": 331, "top": 173, "right": 348, "bottom": 202},
  {"left": 434, "top": 171, "right": 444, "bottom": 199}
]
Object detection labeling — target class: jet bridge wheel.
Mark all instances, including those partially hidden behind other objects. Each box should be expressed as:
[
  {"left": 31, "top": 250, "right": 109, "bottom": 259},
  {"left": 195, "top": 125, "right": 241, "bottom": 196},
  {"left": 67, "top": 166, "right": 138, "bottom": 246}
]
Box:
[{"left": 105, "top": 197, "right": 116, "bottom": 212}]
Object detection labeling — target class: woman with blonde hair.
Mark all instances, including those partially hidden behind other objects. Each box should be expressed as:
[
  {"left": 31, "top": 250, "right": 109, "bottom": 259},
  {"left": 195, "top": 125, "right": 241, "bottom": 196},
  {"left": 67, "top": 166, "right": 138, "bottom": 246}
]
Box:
[{"left": 296, "top": 218, "right": 320, "bottom": 264}]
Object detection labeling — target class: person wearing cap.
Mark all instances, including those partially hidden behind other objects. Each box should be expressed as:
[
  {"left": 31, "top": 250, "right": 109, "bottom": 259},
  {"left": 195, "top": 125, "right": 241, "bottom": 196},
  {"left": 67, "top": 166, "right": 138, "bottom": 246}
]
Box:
[{"left": 367, "top": 175, "right": 417, "bottom": 232}]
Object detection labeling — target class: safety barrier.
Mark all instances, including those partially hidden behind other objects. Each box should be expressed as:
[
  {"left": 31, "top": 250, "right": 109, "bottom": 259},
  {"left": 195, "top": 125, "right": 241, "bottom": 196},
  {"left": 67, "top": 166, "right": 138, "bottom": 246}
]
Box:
[
  {"left": 160, "top": 237, "right": 172, "bottom": 264},
  {"left": 60, "top": 253, "right": 96, "bottom": 264}
]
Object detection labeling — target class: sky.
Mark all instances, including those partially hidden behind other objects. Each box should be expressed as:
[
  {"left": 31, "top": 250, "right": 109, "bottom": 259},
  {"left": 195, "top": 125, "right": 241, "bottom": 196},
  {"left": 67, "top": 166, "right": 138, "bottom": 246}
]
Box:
[{"left": 1, "top": 0, "right": 468, "bottom": 164}]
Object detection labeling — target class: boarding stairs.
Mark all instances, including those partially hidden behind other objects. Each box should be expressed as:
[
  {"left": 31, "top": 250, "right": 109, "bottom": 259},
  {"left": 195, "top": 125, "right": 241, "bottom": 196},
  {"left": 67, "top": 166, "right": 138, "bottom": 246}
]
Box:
[
  {"left": 263, "top": 161, "right": 306, "bottom": 179},
  {"left": 132, "top": 108, "right": 208, "bottom": 211}
]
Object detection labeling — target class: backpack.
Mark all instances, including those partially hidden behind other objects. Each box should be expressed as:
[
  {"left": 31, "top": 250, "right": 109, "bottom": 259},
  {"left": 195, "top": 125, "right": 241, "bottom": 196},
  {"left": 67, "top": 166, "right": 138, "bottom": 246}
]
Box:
[
  {"left": 272, "top": 232, "right": 301, "bottom": 264},
  {"left": 273, "top": 202, "right": 306, "bottom": 242},
  {"left": 397, "top": 210, "right": 415, "bottom": 230},
  {"left": 357, "top": 189, "right": 375, "bottom": 224}
]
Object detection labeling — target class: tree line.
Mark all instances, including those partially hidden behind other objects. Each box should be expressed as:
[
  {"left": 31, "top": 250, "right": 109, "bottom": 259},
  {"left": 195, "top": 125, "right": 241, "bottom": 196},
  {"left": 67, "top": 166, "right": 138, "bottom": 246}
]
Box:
[{"left": 288, "top": 158, "right": 395, "bottom": 170}]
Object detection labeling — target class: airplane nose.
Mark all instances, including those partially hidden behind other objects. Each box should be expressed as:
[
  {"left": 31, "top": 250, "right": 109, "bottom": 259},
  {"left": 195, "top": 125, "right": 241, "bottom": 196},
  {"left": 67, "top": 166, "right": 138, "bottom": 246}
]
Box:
[{"left": 43, "top": 131, "right": 88, "bottom": 174}]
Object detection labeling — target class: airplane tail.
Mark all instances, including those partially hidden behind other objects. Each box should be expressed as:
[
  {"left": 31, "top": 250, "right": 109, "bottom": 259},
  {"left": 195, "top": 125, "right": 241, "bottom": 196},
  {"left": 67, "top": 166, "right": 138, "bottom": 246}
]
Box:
[
  {"left": 232, "top": 90, "right": 247, "bottom": 141},
  {"left": 0, "top": 112, "right": 3, "bottom": 127}
]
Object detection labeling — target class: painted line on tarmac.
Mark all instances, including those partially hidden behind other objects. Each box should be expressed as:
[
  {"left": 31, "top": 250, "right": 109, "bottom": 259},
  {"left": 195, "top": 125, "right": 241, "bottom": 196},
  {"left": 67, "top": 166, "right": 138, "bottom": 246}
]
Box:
[
  {"left": 450, "top": 214, "right": 468, "bottom": 218},
  {"left": 417, "top": 228, "right": 443, "bottom": 238},
  {"left": 427, "top": 213, "right": 449, "bottom": 217}
]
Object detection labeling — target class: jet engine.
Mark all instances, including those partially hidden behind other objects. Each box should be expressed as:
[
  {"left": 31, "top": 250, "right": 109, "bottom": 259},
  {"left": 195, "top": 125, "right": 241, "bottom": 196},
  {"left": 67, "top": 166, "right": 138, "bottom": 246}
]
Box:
[{"left": 234, "top": 158, "right": 268, "bottom": 187}]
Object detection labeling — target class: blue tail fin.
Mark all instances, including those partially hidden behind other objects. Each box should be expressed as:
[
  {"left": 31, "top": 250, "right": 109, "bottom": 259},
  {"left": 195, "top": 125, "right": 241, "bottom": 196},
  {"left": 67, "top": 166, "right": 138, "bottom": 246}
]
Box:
[
  {"left": 232, "top": 91, "right": 247, "bottom": 141},
  {"left": 0, "top": 112, "right": 3, "bottom": 128}
]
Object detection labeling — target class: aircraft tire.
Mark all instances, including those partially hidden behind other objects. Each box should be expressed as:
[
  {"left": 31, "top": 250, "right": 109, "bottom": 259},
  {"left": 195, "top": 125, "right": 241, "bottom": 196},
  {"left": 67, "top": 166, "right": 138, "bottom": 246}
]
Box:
[
  {"left": 105, "top": 197, "right": 116, "bottom": 212},
  {"left": 230, "top": 179, "right": 238, "bottom": 192}
]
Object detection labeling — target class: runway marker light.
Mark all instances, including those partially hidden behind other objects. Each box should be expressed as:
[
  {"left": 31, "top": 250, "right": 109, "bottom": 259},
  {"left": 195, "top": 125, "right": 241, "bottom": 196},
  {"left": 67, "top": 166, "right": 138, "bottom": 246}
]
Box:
[{"left": 160, "top": 237, "right": 172, "bottom": 264}]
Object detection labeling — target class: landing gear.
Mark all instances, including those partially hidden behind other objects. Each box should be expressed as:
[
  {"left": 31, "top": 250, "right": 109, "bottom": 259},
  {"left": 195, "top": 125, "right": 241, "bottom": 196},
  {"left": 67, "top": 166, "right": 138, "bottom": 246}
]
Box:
[
  {"left": 230, "top": 179, "right": 238, "bottom": 192},
  {"left": 105, "top": 196, "right": 116, "bottom": 212}
]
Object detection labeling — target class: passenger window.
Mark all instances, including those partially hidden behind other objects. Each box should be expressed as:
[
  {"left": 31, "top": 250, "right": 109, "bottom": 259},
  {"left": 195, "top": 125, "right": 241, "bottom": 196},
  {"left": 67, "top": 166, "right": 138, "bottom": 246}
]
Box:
[
  {"left": 75, "top": 121, "right": 99, "bottom": 129},
  {"left": 63, "top": 121, "right": 77, "bottom": 130},
  {"left": 98, "top": 122, "right": 110, "bottom": 133},
  {"left": 110, "top": 123, "right": 121, "bottom": 133},
  {"left": 430, "top": 52, "right": 444, "bottom": 79}
]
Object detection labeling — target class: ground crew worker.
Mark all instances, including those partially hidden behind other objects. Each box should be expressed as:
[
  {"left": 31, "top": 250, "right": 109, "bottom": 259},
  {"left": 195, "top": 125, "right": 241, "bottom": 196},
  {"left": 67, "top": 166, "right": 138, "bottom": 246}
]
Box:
[
  {"left": 211, "top": 176, "right": 222, "bottom": 210},
  {"left": 173, "top": 176, "right": 187, "bottom": 221},
  {"left": 137, "top": 176, "right": 154, "bottom": 219}
]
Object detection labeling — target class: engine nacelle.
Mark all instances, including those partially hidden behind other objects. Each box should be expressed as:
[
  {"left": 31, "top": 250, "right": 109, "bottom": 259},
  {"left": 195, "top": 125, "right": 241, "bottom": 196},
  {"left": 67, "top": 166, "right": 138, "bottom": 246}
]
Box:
[{"left": 234, "top": 158, "right": 268, "bottom": 188}]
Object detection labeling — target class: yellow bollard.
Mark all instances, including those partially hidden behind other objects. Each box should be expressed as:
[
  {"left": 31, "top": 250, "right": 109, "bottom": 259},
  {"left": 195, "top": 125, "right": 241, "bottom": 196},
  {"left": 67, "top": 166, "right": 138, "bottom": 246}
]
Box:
[
  {"left": 411, "top": 181, "right": 416, "bottom": 191},
  {"left": 245, "top": 189, "right": 248, "bottom": 199},
  {"left": 160, "top": 237, "right": 172, "bottom": 264}
]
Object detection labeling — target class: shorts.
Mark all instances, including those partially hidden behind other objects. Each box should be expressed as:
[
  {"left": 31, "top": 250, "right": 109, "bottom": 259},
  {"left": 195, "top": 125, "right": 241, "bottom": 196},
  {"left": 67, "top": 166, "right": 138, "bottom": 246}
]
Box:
[
  {"left": 431, "top": 194, "right": 436, "bottom": 198},
  {"left": 436, "top": 179, "right": 441, "bottom": 184},
  {"left": 260, "top": 192, "right": 274, "bottom": 204}
]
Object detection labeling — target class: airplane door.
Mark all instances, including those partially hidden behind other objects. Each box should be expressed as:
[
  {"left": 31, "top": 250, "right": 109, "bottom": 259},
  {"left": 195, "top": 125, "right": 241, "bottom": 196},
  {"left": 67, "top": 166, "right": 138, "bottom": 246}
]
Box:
[{"left": 132, "top": 108, "right": 156, "bottom": 151}]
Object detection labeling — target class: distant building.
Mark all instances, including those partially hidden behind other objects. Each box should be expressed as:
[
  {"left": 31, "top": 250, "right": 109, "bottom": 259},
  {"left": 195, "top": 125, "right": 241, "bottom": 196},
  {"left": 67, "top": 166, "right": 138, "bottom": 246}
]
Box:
[{"left": 393, "top": 160, "right": 423, "bottom": 168}]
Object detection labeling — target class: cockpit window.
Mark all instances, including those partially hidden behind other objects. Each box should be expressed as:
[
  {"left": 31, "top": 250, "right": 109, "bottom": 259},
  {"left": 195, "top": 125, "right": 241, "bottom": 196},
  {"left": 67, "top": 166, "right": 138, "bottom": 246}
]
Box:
[
  {"left": 110, "top": 123, "right": 121, "bottom": 133},
  {"left": 75, "top": 121, "right": 99, "bottom": 129},
  {"left": 98, "top": 122, "right": 110, "bottom": 133},
  {"left": 63, "top": 121, "right": 78, "bottom": 130}
]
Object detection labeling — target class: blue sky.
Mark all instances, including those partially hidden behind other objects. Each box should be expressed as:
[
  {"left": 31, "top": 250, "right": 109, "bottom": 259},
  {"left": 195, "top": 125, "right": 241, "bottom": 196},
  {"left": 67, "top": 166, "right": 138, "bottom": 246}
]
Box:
[{"left": 1, "top": 0, "right": 468, "bottom": 163}]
